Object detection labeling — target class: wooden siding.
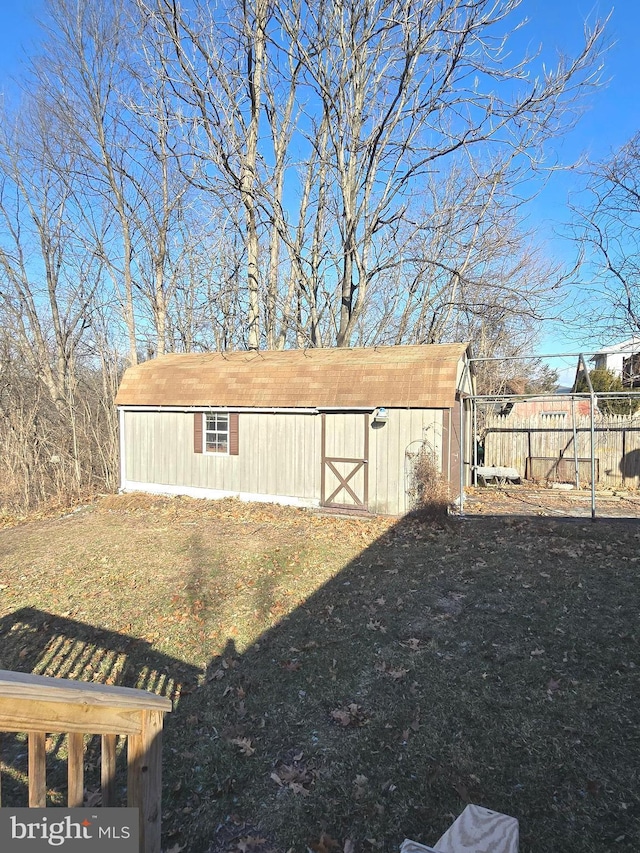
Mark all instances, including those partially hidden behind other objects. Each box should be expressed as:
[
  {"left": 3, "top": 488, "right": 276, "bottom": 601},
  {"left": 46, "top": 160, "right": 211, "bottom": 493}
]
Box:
[
  {"left": 125, "top": 411, "right": 321, "bottom": 500},
  {"left": 123, "top": 408, "right": 445, "bottom": 516},
  {"left": 484, "top": 411, "right": 640, "bottom": 488},
  {"left": 367, "top": 409, "right": 443, "bottom": 515}
]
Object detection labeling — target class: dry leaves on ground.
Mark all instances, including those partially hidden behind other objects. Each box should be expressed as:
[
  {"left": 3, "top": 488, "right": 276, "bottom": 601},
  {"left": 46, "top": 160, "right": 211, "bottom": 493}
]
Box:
[
  {"left": 330, "top": 704, "right": 369, "bottom": 727},
  {"left": 230, "top": 737, "right": 256, "bottom": 757}
]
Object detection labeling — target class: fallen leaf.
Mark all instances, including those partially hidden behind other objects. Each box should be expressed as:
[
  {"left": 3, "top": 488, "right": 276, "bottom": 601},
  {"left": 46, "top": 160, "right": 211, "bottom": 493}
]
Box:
[
  {"left": 387, "top": 667, "right": 408, "bottom": 681},
  {"left": 331, "top": 708, "right": 353, "bottom": 726},
  {"left": 273, "top": 761, "right": 315, "bottom": 797},
  {"left": 208, "top": 668, "right": 226, "bottom": 681},
  {"left": 331, "top": 703, "right": 369, "bottom": 727},
  {"left": 309, "top": 833, "right": 340, "bottom": 853},
  {"left": 547, "top": 678, "right": 561, "bottom": 696},
  {"left": 230, "top": 737, "right": 255, "bottom": 756},
  {"left": 353, "top": 774, "right": 368, "bottom": 800},
  {"left": 235, "top": 838, "right": 267, "bottom": 853}
]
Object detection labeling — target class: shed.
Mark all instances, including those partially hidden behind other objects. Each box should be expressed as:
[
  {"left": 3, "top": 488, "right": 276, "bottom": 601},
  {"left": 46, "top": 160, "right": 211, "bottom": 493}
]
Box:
[{"left": 115, "top": 343, "right": 473, "bottom": 515}]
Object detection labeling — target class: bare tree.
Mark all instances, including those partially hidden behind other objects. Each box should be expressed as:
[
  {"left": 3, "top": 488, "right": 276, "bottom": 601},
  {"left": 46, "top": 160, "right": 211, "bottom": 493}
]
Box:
[
  {"left": 164, "top": 208, "right": 248, "bottom": 353},
  {"left": 139, "top": 0, "right": 270, "bottom": 350},
  {"left": 31, "top": 0, "right": 198, "bottom": 362},
  {"left": 140, "top": 0, "right": 605, "bottom": 348},
  {"left": 571, "top": 132, "right": 640, "bottom": 337},
  {"left": 30, "top": 0, "right": 140, "bottom": 364},
  {"left": 279, "top": 0, "right": 605, "bottom": 346},
  {"left": 0, "top": 101, "right": 100, "bottom": 415},
  {"left": 0, "top": 93, "right": 115, "bottom": 501}
]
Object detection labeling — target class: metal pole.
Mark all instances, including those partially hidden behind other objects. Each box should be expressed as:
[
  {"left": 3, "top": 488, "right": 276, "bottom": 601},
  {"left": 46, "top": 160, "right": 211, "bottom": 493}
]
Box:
[
  {"left": 578, "top": 354, "right": 597, "bottom": 521},
  {"left": 590, "top": 395, "right": 596, "bottom": 521},
  {"left": 571, "top": 396, "right": 580, "bottom": 491},
  {"left": 459, "top": 395, "right": 465, "bottom": 515},
  {"left": 472, "top": 398, "right": 478, "bottom": 485},
  {"left": 472, "top": 391, "right": 637, "bottom": 401},
  {"left": 470, "top": 346, "right": 640, "bottom": 362},
  {"left": 447, "top": 409, "right": 452, "bottom": 483}
]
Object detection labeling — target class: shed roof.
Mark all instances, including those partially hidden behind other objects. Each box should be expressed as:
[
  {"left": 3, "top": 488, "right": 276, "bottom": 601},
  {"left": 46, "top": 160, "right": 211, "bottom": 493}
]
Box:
[{"left": 115, "top": 343, "right": 471, "bottom": 409}]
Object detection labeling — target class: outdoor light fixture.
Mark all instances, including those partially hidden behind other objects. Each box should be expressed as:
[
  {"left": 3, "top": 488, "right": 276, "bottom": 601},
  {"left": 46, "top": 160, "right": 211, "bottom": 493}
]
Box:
[{"left": 373, "top": 407, "right": 389, "bottom": 423}]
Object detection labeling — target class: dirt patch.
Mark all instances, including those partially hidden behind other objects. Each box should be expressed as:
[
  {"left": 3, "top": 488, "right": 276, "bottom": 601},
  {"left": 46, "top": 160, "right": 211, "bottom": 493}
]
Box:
[
  {"left": 0, "top": 494, "right": 638, "bottom": 853},
  {"left": 463, "top": 483, "right": 640, "bottom": 519}
]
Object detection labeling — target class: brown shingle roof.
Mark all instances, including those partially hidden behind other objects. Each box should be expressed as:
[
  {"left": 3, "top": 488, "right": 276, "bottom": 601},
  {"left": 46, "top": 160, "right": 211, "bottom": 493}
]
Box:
[{"left": 115, "top": 343, "right": 470, "bottom": 409}]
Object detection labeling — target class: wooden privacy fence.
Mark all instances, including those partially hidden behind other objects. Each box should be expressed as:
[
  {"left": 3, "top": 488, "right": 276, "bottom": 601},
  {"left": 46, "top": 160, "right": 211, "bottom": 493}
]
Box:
[
  {"left": 0, "top": 670, "right": 172, "bottom": 853},
  {"left": 484, "top": 411, "right": 640, "bottom": 489}
]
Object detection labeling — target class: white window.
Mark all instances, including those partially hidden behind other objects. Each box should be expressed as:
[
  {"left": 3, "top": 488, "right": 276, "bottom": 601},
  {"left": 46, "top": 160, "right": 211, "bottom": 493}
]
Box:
[{"left": 205, "top": 412, "right": 229, "bottom": 454}]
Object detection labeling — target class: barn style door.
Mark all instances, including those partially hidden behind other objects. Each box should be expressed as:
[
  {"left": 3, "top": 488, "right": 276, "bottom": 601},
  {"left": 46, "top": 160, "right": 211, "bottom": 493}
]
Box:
[{"left": 321, "top": 413, "right": 369, "bottom": 510}]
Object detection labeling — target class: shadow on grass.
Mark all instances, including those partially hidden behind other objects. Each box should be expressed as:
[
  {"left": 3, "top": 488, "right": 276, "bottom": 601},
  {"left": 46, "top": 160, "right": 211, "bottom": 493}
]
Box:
[
  {"left": 167, "top": 513, "right": 639, "bottom": 853},
  {"left": 2, "top": 512, "right": 639, "bottom": 853},
  {"left": 0, "top": 607, "right": 200, "bottom": 807}
]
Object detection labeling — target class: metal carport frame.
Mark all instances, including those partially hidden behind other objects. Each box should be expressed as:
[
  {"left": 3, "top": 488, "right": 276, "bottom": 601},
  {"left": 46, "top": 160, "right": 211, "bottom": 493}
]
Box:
[{"left": 459, "top": 350, "right": 640, "bottom": 521}]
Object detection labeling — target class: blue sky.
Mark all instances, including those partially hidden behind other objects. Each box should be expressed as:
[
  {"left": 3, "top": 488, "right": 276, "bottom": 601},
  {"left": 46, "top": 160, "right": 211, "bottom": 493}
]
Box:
[
  {"left": 521, "top": 1, "right": 639, "bottom": 356},
  {"left": 0, "top": 0, "right": 42, "bottom": 80},
  {"left": 0, "top": 0, "right": 637, "bottom": 379}
]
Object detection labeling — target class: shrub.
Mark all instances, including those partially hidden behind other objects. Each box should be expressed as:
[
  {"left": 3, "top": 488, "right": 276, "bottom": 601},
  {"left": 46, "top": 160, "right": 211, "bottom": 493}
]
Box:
[
  {"left": 406, "top": 443, "right": 450, "bottom": 521},
  {"left": 574, "top": 368, "right": 640, "bottom": 415}
]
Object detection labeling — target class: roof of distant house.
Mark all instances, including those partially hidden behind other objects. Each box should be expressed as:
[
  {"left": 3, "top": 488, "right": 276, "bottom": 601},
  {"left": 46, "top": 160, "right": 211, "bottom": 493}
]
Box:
[
  {"left": 590, "top": 336, "right": 640, "bottom": 357},
  {"left": 115, "top": 343, "right": 472, "bottom": 409}
]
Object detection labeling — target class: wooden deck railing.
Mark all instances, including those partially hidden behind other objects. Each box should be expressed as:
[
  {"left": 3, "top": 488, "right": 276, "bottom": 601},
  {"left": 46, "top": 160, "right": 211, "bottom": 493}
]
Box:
[{"left": 0, "top": 669, "right": 172, "bottom": 853}]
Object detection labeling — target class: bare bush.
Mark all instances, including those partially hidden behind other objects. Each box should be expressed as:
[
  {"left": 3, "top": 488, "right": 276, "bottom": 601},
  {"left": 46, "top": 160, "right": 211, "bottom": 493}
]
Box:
[
  {"left": 0, "top": 340, "right": 120, "bottom": 516},
  {"left": 406, "top": 444, "right": 450, "bottom": 521}
]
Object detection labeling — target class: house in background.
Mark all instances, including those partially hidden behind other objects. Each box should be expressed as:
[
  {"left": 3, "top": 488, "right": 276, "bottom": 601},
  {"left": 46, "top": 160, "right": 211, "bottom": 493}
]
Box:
[
  {"left": 591, "top": 337, "right": 640, "bottom": 387},
  {"left": 115, "top": 343, "right": 474, "bottom": 516}
]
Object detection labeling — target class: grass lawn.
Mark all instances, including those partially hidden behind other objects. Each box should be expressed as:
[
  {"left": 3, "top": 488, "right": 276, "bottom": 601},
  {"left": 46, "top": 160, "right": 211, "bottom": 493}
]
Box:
[{"left": 0, "top": 494, "right": 638, "bottom": 853}]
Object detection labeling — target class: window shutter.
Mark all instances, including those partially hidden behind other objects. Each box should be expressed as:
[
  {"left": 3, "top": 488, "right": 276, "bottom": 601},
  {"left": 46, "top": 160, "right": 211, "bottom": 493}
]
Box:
[
  {"left": 194, "top": 413, "right": 203, "bottom": 454},
  {"left": 229, "top": 413, "right": 239, "bottom": 456}
]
